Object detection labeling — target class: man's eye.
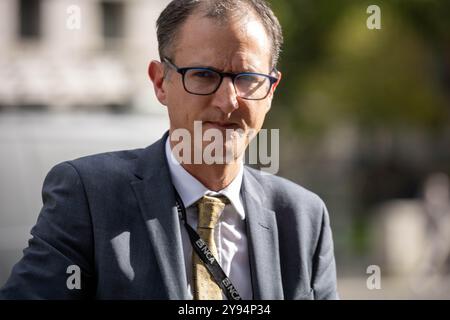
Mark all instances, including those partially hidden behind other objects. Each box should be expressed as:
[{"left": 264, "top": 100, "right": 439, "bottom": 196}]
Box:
[
  {"left": 239, "top": 75, "right": 258, "bottom": 83},
  {"left": 237, "top": 75, "right": 263, "bottom": 86},
  {"left": 192, "top": 71, "right": 215, "bottom": 78}
]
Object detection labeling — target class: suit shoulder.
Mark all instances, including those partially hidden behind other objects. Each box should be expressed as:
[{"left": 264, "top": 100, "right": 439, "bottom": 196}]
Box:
[
  {"left": 244, "top": 166, "right": 326, "bottom": 214},
  {"left": 71, "top": 148, "right": 142, "bottom": 169},
  {"left": 47, "top": 148, "right": 145, "bottom": 183}
]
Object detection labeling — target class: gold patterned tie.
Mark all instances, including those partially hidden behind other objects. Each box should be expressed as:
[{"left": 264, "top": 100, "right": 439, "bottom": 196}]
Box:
[{"left": 193, "top": 195, "right": 230, "bottom": 300}]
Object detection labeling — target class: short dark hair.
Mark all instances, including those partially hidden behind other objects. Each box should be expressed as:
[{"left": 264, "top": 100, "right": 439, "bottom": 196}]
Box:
[{"left": 156, "top": 0, "right": 283, "bottom": 68}]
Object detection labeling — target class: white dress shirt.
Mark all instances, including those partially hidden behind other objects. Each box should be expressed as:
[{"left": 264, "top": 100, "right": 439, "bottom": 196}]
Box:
[{"left": 165, "top": 137, "right": 252, "bottom": 300}]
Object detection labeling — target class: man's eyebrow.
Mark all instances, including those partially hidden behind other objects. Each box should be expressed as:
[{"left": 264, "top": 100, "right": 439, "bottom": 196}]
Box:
[
  {"left": 186, "top": 63, "right": 260, "bottom": 73},
  {"left": 184, "top": 63, "right": 224, "bottom": 72}
]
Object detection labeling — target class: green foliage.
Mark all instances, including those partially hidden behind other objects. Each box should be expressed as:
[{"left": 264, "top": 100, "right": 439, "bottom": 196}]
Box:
[{"left": 268, "top": 0, "right": 450, "bottom": 136}]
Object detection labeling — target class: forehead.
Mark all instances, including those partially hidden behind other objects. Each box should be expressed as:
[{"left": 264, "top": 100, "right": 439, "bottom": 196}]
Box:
[{"left": 173, "top": 12, "right": 272, "bottom": 72}]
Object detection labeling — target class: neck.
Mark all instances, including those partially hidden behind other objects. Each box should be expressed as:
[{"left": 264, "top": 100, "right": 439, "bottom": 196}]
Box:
[{"left": 181, "top": 162, "right": 241, "bottom": 192}]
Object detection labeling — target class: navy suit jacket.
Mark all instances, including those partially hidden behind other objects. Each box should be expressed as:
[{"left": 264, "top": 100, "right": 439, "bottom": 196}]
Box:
[{"left": 0, "top": 133, "right": 338, "bottom": 299}]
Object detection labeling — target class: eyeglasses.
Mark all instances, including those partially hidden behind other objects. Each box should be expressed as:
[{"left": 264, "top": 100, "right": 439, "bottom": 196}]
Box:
[{"left": 163, "top": 57, "right": 279, "bottom": 100}]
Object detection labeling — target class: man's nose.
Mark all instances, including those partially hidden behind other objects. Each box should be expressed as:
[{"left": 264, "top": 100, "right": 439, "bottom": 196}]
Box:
[{"left": 210, "top": 77, "right": 239, "bottom": 114}]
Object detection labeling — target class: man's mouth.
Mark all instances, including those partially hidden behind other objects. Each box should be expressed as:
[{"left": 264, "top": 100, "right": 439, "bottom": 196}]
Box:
[{"left": 203, "top": 121, "right": 241, "bottom": 130}]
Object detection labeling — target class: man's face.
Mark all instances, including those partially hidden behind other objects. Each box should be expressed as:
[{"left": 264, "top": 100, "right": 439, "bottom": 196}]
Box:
[{"left": 152, "top": 12, "right": 280, "bottom": 163}]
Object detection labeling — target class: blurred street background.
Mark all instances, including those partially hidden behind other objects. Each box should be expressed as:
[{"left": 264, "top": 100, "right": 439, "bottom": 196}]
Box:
[{"left": 1, "top": 0, "right": 450, "bottom": 299}]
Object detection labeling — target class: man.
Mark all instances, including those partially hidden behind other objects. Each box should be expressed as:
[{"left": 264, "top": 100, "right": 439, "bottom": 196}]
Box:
[{"left": 0, "top": 0, "right": 338, "bottom": 299}]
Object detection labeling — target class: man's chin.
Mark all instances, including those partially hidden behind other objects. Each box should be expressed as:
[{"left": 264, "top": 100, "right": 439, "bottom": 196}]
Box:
[{"left": 198, "top": 139, "right": 246, "bottom": 165}]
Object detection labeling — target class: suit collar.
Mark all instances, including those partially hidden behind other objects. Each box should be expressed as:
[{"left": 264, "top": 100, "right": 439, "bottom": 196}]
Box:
[
  {"left": 242, "top": 169, "right": 284, "bottom": 299},
  {"left": 132, "top": 131, "right": 169, "bottom": 181}
]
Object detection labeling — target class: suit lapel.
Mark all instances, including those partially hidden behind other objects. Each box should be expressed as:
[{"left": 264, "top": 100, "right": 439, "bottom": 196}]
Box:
[
  {"left": 130, "top": 133, "right": 189, "bottom": 299},
  {"left": 242, "top": 170, "right": 284, "bottom": 299}
]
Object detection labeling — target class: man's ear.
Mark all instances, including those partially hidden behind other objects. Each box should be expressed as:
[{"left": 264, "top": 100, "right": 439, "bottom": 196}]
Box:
[
  {"left": 272, "top": 70, "right": 282, "bottom": 92},
  {"left": 266, "top": 70, "right": 282, "bottom": 109},
  {"left": 148, "top": 60, "right": 168, "bottom": 106}
]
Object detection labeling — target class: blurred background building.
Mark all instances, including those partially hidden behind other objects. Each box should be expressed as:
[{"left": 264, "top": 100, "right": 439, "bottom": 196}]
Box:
[
  {"left": 0, "top": 0, "right": 171, "bottom": 290},
  {"left": 0, "top": 0, "right": 167, "bottom": 113},
  {"left": 1, "top": 0, "right": 450, "bottom": 299}
]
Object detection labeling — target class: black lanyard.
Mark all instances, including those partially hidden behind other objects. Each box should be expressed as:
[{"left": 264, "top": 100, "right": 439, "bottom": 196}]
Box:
[{"left": 174, "top": 188, "right": 242, "bottom": 300}]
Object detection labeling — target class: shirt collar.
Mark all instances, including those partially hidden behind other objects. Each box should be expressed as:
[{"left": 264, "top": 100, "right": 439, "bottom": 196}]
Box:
[{"left": 165, "top": 137, "right": 245, "bottom": 220}]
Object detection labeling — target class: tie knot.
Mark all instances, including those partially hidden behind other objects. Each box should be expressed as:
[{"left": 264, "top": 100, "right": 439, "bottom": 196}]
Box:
[{"left": 196, "top": 195, "right": 230, "bottom": 229}]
